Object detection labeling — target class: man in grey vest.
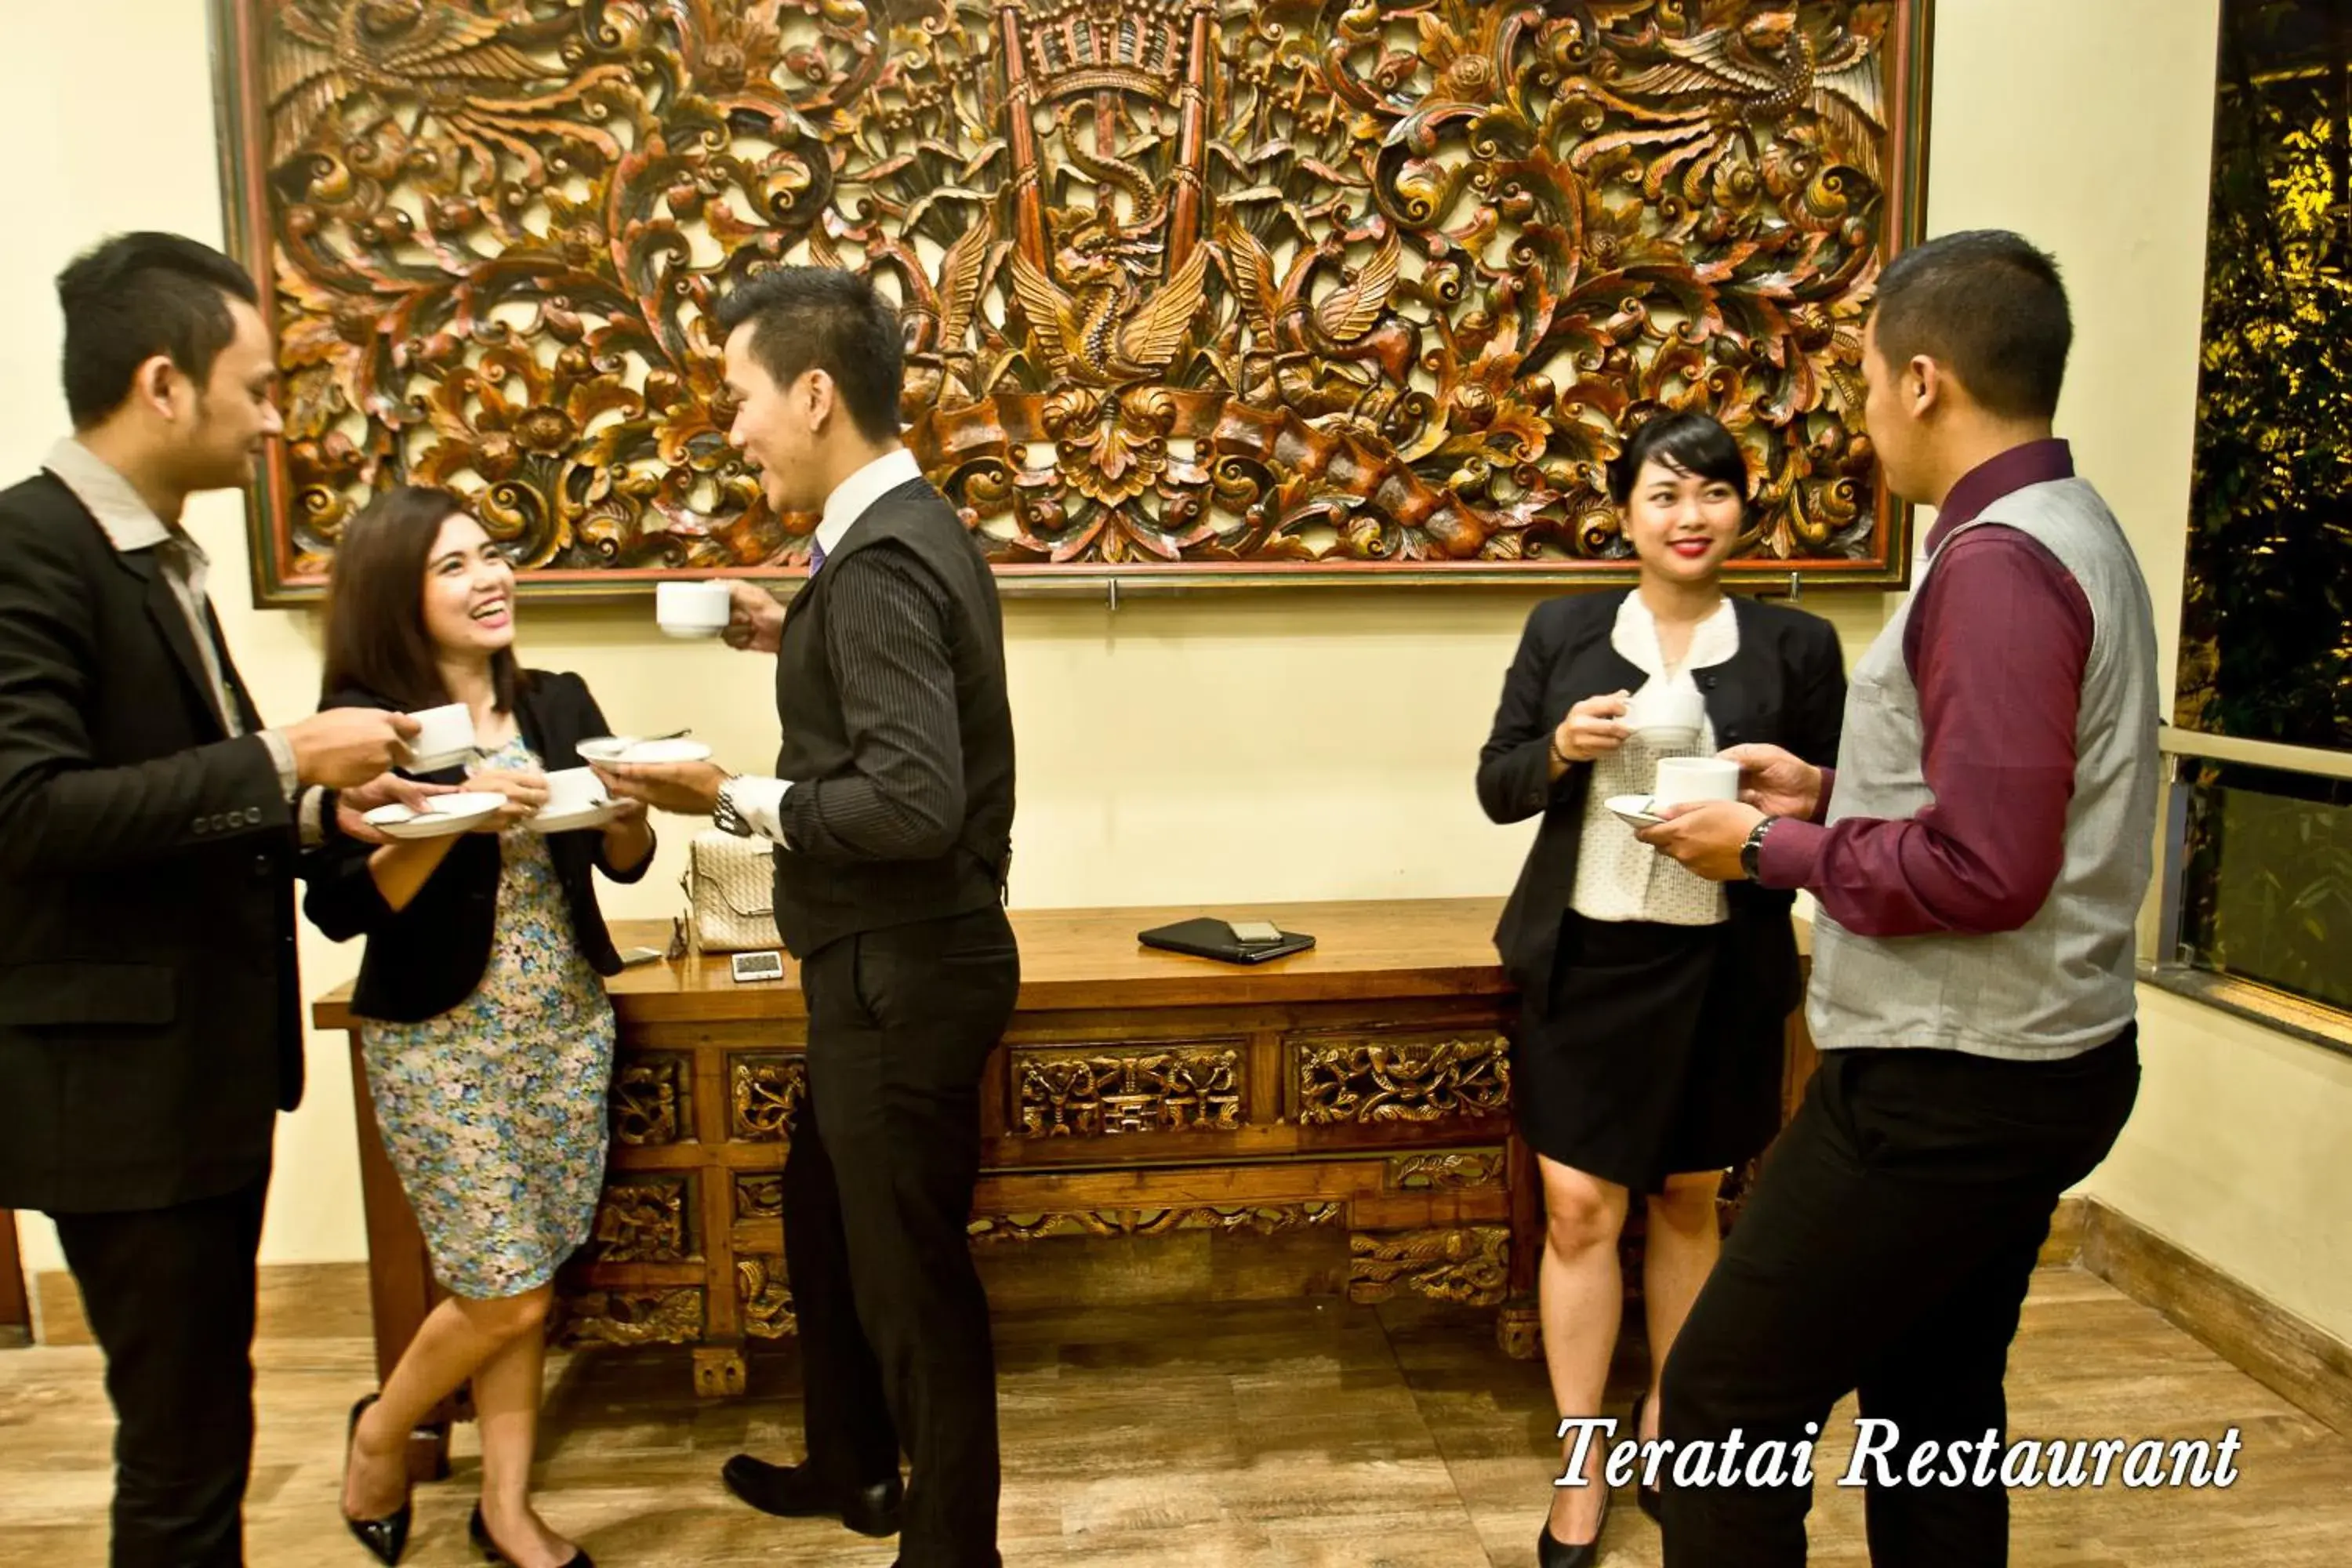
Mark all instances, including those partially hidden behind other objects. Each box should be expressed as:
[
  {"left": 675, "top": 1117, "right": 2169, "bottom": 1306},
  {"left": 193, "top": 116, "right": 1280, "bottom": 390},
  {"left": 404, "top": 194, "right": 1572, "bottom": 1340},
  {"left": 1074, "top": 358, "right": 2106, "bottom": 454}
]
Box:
[
  {"left": 598, "top": 267, "right": 1019, "bottom": 1568},
  {"left": 1637, "top": 230, "right": 2155, "bottom": 1566}
]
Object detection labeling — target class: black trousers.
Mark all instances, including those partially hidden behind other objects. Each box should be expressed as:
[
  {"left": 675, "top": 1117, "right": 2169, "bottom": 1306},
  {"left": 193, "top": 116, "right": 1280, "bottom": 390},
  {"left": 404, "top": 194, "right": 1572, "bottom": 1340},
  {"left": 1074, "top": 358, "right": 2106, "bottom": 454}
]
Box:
[
  {"left": 1658, "top": 1028, "right": 2140, "bottom": 1568},
  {"left": 783, "top": 906, "right": 1021, "bottom": 1568},
  {"left": 50, "top": 1174, "right": 270, "bottom": 1568}
]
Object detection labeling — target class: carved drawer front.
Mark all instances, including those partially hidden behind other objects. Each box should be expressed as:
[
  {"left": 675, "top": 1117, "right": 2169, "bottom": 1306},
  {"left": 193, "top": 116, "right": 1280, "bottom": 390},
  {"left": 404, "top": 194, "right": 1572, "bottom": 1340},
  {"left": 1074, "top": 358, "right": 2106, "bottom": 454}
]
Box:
[
  {"left": 728, "top": 1053, "right": 808, "bottom": 1143},
  {"left": 587, "top": 1174, "right": 699, "bottom": 1264},
  {"left": 1291, "top": 1029, "right": 1512, "bottom": 1129},
  {"left": 551, "top": 1286, "right": 706, "bottom": 1349},
  {"left": 1010, "top": 1040, "right": 1247, "bottom": 1138},
  {"left": 736, "top": 1253, "right": 797, "bottom": 1340},
  {"left": 610, "top": 1052, "right": 691, "bottom": 1145}
]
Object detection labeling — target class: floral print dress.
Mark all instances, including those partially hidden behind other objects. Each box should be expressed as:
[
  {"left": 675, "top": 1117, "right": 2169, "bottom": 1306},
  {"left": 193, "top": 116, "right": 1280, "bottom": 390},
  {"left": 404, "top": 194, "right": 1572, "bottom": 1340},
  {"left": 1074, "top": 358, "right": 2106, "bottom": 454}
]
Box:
[{"left": 360, "top": 737, "right": 614, "bottom": 1300}]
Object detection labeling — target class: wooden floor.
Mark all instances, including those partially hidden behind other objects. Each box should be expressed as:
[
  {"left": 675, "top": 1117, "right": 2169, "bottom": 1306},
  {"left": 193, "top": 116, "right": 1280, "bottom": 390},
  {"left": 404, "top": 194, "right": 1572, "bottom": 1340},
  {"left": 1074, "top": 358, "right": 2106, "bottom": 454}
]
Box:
[{"left": 1, "top": 1268, "right": 2345, "bottom": 1566}]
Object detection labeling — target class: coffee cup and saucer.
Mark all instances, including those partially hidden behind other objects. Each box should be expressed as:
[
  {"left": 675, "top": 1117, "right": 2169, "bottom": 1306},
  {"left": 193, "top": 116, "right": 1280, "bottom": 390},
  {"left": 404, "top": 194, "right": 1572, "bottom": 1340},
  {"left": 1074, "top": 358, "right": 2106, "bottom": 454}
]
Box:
[
  {"left": 525, "top": 767, "right": 627, "bottom": 834},
  {"left": 1607, "top": 756, "right": 1741, "bottom": 832},
  {"left": 397, "top": 702, "right": 481, "bottom": 775},
  {"left": 1621, "top": 684, "right": 1707, "bottom": 753}
]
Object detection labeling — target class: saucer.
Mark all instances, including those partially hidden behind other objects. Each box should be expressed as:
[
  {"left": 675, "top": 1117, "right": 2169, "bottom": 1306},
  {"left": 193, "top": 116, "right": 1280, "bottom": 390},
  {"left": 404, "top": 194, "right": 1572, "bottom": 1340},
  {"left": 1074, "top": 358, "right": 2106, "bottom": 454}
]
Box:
[
  {"left": 578, "top": 736, "right": 713, "bottom": 765},
  {"left": 526, "top": 800, "right": 626, "bottom": 834},
  {"left": 1605, "top": 794, "right": 1669, "bottom": 830},
  {"left": 364, "top": 791, "right": 505, "bottom": 840}
]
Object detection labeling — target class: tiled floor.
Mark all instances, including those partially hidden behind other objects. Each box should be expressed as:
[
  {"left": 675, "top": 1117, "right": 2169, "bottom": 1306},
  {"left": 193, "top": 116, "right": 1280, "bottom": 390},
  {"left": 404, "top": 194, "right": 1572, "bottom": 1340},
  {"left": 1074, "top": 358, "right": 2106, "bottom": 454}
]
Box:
[{"left": 2, "top": 1269, "right": 2347, "bottom": 1565}]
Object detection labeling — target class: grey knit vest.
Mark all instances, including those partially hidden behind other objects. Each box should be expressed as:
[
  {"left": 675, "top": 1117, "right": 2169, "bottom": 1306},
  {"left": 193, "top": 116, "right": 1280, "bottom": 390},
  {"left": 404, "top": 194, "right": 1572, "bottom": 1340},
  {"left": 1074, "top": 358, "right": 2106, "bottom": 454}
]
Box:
[{"left": 1807, "top": 477, "right": 2159, "bottom": 1060}]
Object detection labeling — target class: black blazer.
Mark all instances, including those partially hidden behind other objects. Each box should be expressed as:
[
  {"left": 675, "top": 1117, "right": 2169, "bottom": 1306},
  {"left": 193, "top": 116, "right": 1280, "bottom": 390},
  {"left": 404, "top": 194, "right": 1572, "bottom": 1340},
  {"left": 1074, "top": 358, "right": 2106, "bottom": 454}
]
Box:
[
  {"left": 301, "top": 671, "right": 652, "bottom": 1023},
  {"left": 0, "top": 472, "right": 303, "bottom": 1214},
  {"left": 1479, "top": 590, "right": 1847, "bottom": 1004}
]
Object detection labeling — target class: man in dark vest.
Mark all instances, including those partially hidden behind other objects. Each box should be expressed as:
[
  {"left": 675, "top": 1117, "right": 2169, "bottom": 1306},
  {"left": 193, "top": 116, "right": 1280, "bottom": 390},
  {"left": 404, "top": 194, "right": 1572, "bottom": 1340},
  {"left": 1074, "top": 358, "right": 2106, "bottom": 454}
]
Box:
[
  {"left": 600, "top": 266, "right": 1019, "bottom": 1568},
  {"left": 0, "top": 230, "right": 421, "bottom": 1566}
]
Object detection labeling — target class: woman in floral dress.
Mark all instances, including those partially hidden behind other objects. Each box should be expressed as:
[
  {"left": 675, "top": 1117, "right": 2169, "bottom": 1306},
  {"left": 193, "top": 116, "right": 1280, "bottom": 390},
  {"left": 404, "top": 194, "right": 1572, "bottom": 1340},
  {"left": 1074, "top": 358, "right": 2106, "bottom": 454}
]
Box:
[{"left": 302, "top": 487, "right": 655, "bottom": 1568}]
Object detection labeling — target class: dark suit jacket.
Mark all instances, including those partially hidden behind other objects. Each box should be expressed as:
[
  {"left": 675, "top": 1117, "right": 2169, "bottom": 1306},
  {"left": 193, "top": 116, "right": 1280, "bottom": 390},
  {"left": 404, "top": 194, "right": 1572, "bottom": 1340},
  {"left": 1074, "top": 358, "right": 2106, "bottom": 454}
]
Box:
[
  {"left": 0, "top": 472, "right": 302, "bottom": 1214},
  {"left": 768, "top": 477, "right": 1016, "bottom": 958},
  {"left": 1479, "top": 590, "right": 1847, "bottom": 1006},
  {"left": 300, "top": 672, "right": 651, "bottom": 1023}
]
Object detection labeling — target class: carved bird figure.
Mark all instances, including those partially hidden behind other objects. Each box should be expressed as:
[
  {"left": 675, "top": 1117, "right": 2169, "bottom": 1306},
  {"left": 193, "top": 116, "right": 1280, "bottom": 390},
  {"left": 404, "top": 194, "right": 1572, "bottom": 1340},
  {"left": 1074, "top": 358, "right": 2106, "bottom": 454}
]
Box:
[
  {"left": 1009, "top": 214, "right": 1210, "bottom": 387},
  {"left": 1610, "top": 7, "right": 1886, "bottom": 180},
  {"left": 265, "top": 0, "right": 597, "bottom": 169}
]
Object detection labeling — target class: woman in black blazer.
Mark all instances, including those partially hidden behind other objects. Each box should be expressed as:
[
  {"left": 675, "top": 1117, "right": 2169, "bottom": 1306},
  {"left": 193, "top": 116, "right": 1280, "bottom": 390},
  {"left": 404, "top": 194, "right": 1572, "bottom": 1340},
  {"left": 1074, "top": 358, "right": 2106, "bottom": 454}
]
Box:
[
  {"left": 1478, "top": 414, "right": 1845, "bottom": 1566},
  {"left": 306, "top": 486, "right": 652, "bottom": 1568}
]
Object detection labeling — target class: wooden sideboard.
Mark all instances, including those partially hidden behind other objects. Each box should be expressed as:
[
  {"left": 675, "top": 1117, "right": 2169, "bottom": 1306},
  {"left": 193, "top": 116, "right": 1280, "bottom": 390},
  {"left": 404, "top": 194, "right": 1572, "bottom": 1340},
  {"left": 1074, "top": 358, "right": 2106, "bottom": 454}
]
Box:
[{"left": 317, "top": 898, "right": 1816, "bottom": 1480}]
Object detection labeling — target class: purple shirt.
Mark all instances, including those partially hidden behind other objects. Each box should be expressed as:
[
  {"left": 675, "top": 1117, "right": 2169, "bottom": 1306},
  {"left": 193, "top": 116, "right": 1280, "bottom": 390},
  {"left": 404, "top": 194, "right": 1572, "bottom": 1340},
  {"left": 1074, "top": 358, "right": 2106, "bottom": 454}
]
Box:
[{"left": 1759, "top": 440, "right": 2094, "bottom": 936}]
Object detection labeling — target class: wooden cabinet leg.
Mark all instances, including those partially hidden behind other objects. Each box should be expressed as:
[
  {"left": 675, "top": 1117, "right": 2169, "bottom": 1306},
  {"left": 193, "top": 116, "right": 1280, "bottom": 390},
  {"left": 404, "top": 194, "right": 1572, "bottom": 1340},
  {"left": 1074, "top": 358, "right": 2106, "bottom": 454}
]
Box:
[
  {"left": 1495, "top": 1297, "right": 1541, "bottom": 1360},
  {"left": 693, "top": 1343, "right": 746, "bottom": 1398}
]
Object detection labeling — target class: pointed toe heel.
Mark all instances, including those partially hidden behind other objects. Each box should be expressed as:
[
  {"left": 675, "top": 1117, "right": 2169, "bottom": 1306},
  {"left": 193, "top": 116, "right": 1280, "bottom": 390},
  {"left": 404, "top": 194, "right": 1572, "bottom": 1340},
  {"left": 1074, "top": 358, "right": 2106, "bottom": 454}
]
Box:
[{"left": 341, "top": 1394, "right": 412, "bottom": 1566}]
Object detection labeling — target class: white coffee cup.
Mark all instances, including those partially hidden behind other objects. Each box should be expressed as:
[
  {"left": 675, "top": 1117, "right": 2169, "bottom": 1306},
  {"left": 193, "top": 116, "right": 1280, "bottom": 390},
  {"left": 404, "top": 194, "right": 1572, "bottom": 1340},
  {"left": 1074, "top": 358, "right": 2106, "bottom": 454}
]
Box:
[
  {"left": 656, "top": 579, "right": 732, "bottom": 639},
  {"left": 403, "top": 702, "right": 475, "bottom": 771},
  {"left": 1625, "top": 682, "right": 1706, "bottom": 745},
  {"left": 540, "top": 767, "right": 607, "bottom": 817},
  {"left": 1653, "top": 756, "right": 1740, "bottom": 808}
]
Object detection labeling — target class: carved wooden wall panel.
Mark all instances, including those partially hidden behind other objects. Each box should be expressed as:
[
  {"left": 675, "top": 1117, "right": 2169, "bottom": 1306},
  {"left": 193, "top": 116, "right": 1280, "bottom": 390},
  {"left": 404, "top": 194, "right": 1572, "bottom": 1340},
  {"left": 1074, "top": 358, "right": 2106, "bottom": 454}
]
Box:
[{"left": 217, "top": 0, "right": 1929, "bottom": 602}]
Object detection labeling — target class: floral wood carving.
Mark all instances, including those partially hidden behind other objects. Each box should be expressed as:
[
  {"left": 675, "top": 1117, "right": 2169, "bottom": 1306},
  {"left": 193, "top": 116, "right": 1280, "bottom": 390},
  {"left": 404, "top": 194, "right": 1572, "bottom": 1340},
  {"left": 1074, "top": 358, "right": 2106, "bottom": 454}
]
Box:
[
  {"left": 1347, "top": 1225, "right": 1509, "bottom": 1305},
  {"left": 965, "top": 1201, "right": 1345, "bottom": 1242},
  {"left": 1294, "top": 1033, "right": 1512, "bottom": 1125},
  {"left": 216, "top": 0, "right": 1928, "bottom": 602},
  {"left": 1014, "top": 1045, "right": 1245, "bottom": 1135}
]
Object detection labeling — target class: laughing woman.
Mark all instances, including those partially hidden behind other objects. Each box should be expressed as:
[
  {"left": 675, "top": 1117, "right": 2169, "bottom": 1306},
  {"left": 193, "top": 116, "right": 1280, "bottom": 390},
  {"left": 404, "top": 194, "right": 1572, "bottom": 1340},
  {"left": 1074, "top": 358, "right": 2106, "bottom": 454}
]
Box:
[
  {"left": 303, "top": 486, "right": 654, "bottom": 1568},
  {"left": 1476, "top": 413, "right": 1846, "bottom": 1566}
]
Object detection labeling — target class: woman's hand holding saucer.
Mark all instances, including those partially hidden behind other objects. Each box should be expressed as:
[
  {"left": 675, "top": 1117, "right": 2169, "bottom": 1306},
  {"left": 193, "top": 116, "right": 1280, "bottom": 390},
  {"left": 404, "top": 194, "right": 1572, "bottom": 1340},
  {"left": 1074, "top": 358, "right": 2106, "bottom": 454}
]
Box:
[{"left": 464, "top": 768, "right": 550, "bottom": 830}]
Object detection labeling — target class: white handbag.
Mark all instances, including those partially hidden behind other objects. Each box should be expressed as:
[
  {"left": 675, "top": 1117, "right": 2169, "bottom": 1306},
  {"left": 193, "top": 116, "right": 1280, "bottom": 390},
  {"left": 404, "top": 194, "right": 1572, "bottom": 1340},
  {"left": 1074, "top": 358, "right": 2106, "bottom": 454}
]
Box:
[{"left": 682, "top": 829, "right": 781, "bottom": 955}]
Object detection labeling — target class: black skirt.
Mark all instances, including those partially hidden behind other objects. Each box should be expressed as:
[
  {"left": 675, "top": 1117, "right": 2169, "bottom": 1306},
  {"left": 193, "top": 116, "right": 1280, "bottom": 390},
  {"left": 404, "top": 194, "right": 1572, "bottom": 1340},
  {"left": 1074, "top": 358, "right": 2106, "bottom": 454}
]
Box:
[{"left": 1511, "top": 909, "right": 1784, "bottom": 1193}]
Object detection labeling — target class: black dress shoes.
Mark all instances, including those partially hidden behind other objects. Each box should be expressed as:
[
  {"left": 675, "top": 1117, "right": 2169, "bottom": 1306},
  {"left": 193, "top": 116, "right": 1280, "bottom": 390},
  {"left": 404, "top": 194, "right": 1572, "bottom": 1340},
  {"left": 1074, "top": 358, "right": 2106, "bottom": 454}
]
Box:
[
  {"left": 720, "top": 1454, "right": 904, "bottom": 1537},
  {"left": 468, "top": 1502, "right": 591, "bottom": 1566},
  {"left": 1536, "top": 1486, "right": 1610, "bottom": 1568},
  {"left": 340, "top": 1394, "right": 413, "bottom": 1566}
]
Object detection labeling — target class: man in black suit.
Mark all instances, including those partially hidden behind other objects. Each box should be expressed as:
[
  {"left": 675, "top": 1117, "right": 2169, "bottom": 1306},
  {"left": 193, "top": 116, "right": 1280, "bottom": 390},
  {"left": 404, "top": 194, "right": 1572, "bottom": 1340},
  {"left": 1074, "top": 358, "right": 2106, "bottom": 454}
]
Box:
[
  {"left": 600, "top": 267, "right": 1018, "bottom": 1568},
  {"left": 0, "top": 232, "right": 421, "bottom": 1567}
]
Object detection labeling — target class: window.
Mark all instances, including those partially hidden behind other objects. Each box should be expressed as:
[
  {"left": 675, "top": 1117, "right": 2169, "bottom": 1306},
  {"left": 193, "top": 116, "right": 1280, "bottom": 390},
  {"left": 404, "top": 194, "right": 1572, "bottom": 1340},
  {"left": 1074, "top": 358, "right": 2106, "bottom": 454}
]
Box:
[{"left": 2165, "top": 0, "right": 2352, "bottom": 1029}]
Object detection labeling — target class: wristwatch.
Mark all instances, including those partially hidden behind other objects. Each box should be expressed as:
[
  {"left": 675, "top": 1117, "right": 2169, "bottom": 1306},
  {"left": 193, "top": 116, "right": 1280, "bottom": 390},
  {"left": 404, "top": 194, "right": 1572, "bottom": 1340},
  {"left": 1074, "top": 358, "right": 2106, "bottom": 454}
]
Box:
[
  {"left": 711, "top": 772, "right": 754, "bottom": 838},
  {"left": 1739, "top": 815, "right": 1779, "bottom": 882}
]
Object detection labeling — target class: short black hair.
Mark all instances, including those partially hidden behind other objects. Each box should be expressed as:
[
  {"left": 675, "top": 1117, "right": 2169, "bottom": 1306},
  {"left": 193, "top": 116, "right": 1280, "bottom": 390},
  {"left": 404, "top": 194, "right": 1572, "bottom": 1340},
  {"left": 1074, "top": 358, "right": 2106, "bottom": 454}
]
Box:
[
  {"left": 713, "top": 266, "right": 903, "bottom": 443},
  {"left": 1607, "top": 410, "right": 1750, "bottom": 505},
  {"left": 1873, "top": 230, "right": 2072, "bottom": 421},
  {"left": 56, "top": 232, "right": 260, "bottom": 428}
]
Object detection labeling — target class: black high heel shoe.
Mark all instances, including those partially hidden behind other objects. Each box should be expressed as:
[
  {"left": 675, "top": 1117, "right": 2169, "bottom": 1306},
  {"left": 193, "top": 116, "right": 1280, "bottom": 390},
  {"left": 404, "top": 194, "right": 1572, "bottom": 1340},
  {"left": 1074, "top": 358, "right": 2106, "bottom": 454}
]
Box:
[
  {"left": 1631, "top": 1393, "right": 1663, "bottom": 1523},
  {"left": 470, "top": 1502, "right": 593, "bottom": 1568},
  {"left": 1537, "top": 1485, "right": 1610, "bottom": 1568},
  {"left": 340, "top": 1394, "right": 412, "bottom": 1566}
]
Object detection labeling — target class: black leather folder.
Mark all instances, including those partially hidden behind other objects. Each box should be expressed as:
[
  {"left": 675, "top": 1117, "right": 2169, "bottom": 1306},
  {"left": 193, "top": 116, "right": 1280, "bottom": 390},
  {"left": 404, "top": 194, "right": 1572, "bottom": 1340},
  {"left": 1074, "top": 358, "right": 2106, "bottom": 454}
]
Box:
[{"left": 1137, "top": 917, "right": 1316, "bottom": 965}]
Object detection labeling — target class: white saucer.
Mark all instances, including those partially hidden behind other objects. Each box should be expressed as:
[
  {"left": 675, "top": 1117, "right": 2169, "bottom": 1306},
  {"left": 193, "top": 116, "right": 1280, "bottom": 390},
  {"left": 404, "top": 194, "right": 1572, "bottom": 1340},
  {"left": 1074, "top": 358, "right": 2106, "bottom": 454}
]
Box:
[
  {"left": 364, "top": 791, "right": 506, "bottom": 840},
  {"left": 1605, "top": 794, "right": 1669, "bottom": 830},
  {"left": 526, "top": 800, "right": 626, "bottom": 834},
  {"left": 577, "top": 736, "right": 713, "bottom": 765}
]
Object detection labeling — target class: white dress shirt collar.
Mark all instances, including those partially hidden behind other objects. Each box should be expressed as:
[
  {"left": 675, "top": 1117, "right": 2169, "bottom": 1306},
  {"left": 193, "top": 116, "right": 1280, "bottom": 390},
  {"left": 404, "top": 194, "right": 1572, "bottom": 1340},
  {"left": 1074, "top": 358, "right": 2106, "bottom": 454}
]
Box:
[
  {"left": 815, "top": 446, "right": 924, "bottom": 560},
  {"left": 45, "top": 437, "right": 191, "bottom": 561}
]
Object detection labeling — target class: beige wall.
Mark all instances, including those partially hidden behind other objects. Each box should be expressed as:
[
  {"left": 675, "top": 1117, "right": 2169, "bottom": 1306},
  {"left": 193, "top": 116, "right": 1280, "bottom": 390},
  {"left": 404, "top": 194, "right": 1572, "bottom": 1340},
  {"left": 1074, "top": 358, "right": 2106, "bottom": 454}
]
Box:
[{"left": 12, "top": 0, "right": 2349, "bottom": 1352}]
